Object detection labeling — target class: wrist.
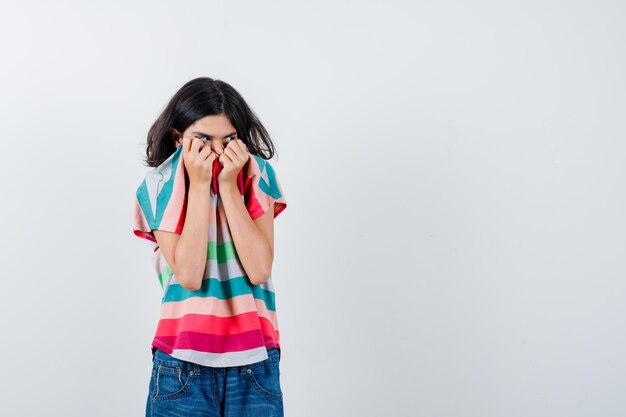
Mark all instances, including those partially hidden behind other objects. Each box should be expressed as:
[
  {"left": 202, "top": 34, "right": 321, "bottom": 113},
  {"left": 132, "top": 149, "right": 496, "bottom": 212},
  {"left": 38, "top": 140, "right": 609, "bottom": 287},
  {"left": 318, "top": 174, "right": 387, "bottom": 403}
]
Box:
[
  {"left": 218, "top": 180, "right": 239, "bottom": 195},
  {"left": 189, "top": 181, "right": 212, "bottom": 194}
]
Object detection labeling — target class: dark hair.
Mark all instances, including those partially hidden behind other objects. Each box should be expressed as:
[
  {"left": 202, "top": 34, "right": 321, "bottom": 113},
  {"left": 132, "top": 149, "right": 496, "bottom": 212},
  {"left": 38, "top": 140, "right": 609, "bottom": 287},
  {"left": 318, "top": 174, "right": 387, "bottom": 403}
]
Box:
[{"left": 142, "top": 77, "right": 278, "bottom": 167}]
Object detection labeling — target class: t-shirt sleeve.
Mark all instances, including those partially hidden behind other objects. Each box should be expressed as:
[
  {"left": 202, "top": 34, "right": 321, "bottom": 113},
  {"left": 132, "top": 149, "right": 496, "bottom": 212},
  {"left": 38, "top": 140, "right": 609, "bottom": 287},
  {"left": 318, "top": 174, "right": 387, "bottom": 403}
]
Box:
[
  {"left": 133, "top": 146, "right": 188, "bottom": 243},
  {"left": 244, "top": 154, "right": 287, "bottom": 221}
]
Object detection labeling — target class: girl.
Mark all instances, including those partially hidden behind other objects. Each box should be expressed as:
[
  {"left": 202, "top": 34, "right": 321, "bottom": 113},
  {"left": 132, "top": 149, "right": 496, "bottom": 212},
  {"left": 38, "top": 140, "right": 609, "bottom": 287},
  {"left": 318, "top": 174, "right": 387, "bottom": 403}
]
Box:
[{"left": 133, "top": 77, "right": 288, "bottom": 417}]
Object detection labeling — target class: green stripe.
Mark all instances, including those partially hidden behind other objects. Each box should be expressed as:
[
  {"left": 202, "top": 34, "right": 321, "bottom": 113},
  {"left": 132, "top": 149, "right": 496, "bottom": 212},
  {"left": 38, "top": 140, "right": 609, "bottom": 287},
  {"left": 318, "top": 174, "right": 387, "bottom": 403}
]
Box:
[
  {"left": 157, "top": 265, "right": 173, "bottom": 290},
  {"left": 208, "top": 240, "right": 239, "bottom": 262},
  {"left": 155, "top": 240, "right": 242, "bottom": 289}
]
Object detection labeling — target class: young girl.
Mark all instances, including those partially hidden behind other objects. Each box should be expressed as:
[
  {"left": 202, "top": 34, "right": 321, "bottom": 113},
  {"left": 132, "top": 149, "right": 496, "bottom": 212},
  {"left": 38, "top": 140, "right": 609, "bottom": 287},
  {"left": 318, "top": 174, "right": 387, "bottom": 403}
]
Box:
[{"left": 133, "top": 77, "right": 287, "bottom": 417}]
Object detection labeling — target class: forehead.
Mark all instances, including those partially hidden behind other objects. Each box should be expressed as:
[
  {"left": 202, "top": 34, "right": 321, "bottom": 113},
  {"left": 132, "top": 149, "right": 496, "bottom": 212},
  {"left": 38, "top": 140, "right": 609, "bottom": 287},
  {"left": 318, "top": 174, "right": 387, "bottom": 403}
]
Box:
[{"left": 188, "top": 114, "right": 237, "bottom": 136}]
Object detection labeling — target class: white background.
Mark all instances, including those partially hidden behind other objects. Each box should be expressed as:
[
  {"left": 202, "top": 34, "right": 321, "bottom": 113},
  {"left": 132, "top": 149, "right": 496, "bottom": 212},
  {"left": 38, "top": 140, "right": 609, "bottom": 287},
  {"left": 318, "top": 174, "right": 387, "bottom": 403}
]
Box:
[{"left": 1, "top": 0, "right": 625, "bottom": 416}]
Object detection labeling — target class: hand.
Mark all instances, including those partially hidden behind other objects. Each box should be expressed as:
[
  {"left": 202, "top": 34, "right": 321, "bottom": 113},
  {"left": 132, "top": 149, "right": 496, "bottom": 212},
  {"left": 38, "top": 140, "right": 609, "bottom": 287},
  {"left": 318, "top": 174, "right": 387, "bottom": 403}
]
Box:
[
  {"left": 217, "top": 139, "right": 249, "bottom": 185},
  {"left": 181, "top": 136, "right": 217, "bottom": 188}
]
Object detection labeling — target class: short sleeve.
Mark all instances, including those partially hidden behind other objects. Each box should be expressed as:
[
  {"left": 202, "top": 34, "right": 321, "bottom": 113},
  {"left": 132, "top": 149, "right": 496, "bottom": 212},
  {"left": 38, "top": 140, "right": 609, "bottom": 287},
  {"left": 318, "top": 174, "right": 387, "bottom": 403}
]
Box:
[
  {"left": 133, "top": 145, "right": 188, "bottom": 243},
  {"left": 243, "top": 154, "right": 287, "bottom": 221}
]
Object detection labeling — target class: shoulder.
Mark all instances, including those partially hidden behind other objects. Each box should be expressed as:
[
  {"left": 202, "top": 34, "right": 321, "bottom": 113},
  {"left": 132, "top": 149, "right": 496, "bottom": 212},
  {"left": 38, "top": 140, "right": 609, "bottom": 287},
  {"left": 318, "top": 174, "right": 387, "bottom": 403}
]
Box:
[
  {"left": 134, "top": 146, "right": 187, "bottom": 229},
  {"left": 242, "top": 151, "right": 287, "bottom": 220},
  {"left": 136, "top": 146, "right": 185, "bottom": 194},
  {"left": 245, "top": 152, "right": 283, "bottom": 199}
]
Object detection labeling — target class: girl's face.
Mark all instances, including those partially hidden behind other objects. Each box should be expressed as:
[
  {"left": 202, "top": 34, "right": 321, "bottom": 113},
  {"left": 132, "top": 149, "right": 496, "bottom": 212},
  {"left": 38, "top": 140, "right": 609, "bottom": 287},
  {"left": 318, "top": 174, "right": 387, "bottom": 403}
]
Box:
[{"left": 173, "top": 113, "right": 239, "bottom": 156}]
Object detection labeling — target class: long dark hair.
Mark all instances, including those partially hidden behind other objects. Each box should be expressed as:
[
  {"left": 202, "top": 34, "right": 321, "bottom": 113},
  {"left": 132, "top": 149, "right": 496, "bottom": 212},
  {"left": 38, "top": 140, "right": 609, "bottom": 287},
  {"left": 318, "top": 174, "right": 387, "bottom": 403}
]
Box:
[{"left": 143, "top": 77, "right": 278, "bottom": 167}]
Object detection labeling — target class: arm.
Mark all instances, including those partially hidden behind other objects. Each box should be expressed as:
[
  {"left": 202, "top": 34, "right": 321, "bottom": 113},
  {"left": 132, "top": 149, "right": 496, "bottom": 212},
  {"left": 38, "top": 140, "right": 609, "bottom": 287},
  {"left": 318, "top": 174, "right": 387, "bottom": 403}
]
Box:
[
  {"left": 219, "top": 181, "right": 275, "bottom": 286},
  {"left": 153, "top": 182, "right": 212, "bottom": 292}
]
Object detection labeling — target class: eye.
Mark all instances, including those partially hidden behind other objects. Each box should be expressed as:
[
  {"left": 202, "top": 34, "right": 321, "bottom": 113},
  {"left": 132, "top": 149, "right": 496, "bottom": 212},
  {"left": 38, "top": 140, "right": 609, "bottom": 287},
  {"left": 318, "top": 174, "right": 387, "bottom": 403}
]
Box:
[{"left": 197, "top": 135, "right": 209, "bottom": 142}]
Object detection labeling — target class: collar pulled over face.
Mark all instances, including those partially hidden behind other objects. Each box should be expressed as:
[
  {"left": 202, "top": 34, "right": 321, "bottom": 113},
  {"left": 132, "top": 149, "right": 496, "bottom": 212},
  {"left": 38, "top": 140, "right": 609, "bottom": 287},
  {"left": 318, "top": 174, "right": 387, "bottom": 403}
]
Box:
[
  {"left": 210, "top": 145, "right": 249, "bottom": 195},
  {"left": 171, "top": 143, "right": 250, "bottom": 195}
]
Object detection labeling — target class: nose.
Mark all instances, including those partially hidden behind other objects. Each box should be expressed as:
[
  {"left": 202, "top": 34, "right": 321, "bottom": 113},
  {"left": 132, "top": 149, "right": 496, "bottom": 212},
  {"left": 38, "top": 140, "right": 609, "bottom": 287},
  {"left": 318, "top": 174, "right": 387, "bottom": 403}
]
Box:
[
  {"left": 211, "top": 141, "right": 224, "bottom": 155},
  {"left": 208, "top": 138, "right": 230, "bottom": 155}
]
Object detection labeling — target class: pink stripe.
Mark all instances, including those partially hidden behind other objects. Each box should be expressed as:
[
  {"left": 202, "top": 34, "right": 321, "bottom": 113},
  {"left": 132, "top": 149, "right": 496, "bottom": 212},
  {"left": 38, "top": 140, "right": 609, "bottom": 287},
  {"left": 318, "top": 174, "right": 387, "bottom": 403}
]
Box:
[
  {"left": 155, "top": 311, "right": 262, "bottom": 337},
  {"left": 160, "top": 158, "right": 187, "bottom": 232},
  {"left": 156, "top": 328, "right": 266, "bottom": 353},
  {"left": 159, "top": 294, "right": 280, "bottom": 329},
  {"left": 153, "top": 313, "right": 279, "bottom": 347}
]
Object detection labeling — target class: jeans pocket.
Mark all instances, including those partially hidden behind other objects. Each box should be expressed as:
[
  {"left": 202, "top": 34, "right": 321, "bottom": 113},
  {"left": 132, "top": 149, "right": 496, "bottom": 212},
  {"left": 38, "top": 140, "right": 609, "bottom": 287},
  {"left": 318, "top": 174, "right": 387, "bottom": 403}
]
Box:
[
  {"left": 150, "top": 361, "right": 193, "bottom": 402},
  {"left": 245, "top": 359, "right": 283, "bottom": 400}
]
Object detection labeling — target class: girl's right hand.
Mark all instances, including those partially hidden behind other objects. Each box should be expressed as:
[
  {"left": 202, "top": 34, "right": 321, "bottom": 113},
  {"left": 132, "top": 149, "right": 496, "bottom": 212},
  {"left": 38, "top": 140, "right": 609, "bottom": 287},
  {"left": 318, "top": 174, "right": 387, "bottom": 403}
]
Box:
[{"left": 181, "top": 136, "right": 216, "bottom": 188}]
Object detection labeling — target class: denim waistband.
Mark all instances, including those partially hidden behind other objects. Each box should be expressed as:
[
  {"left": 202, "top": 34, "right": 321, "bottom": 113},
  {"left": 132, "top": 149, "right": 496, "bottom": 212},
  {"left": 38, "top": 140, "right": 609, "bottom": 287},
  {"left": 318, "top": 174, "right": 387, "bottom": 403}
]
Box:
[{"left": 152, "top": 347, "right": 281, "bottom": 376}]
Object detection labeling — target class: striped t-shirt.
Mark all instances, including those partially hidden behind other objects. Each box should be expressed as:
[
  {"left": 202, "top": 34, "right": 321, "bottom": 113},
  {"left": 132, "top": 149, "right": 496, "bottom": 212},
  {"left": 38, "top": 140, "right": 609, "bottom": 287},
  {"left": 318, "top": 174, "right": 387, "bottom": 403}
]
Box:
[{"left": 132, "top": 144, "right": 287, "bottom": 367}]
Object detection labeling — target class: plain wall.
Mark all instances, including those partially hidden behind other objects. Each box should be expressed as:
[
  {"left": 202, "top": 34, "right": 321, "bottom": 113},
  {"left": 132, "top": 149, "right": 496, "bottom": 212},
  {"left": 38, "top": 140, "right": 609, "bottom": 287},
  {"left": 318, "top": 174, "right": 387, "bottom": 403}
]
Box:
[{"left": 1, "top": 0, "right": 624, "bottom": 416}]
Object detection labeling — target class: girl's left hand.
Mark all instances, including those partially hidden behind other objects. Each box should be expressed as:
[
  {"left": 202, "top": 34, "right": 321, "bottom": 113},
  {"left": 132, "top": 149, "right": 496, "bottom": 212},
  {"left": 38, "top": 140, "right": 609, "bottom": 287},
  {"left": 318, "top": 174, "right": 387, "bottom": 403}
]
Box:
[{"left": 217, "top": 139, "right": 249, "bottom": 184}]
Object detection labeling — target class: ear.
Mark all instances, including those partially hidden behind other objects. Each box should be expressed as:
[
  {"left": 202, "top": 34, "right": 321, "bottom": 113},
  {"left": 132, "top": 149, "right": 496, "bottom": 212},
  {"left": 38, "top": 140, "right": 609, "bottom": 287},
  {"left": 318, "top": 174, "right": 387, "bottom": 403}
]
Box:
[{"left": 170, "top": 128, "right": 182, "bottom": 145}]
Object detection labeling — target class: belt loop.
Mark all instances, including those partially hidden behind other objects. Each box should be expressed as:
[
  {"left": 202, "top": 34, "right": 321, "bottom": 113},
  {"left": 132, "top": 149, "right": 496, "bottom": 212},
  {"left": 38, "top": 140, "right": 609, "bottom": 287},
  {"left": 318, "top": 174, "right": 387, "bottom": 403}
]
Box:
[{"left": 187, "top": 360, "right": 201, "bottom": 375}]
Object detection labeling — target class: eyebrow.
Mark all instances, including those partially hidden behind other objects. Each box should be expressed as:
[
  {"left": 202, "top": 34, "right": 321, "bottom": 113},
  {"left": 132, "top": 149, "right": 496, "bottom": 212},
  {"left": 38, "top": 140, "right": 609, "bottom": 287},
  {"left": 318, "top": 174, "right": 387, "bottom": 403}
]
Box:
[{"left": 191, "top": 131, "right": 237, "bottom": 138}]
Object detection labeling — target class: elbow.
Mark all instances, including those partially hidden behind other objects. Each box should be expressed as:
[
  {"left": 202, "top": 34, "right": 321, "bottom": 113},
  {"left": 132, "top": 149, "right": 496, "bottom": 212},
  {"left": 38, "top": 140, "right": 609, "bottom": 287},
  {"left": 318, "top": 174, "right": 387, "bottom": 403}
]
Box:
[
  {"left": 176, "top": 269, "right": 203, "bottom": 292},
  {"left": 182, "top": 281, "right": 202, "bottom": 292},
  {"left": 249, "top": 269, "right": 272, "bottom": 287}
]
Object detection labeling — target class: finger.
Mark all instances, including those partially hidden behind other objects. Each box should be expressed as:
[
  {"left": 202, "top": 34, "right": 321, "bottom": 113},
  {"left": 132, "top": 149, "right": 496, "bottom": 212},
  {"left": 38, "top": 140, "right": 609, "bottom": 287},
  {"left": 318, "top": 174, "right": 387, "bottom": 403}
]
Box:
[
  {"left": 203, "top": 151, "right": 216, "bottom": 170},
  {"left": 237, "top": 139, "right": 250, "bottom": 156},
  {"left": 183, "top": 136, "right": 191, "bottom": 153},
  {"left": 223, "top": 146, "right": 240, "bottom": 165},
  {"left": 190, "top": 136, "right": 203, "bottom": 153},
  {"left": 231, "top": 139, "right": 246, "bottom": 156},
  {"left": 218, "top": 151, "right": 232, "bottom": 166},
  {"left": 225, "top": 139, "right": 244, "bottom": 159},
  {"left": 199, "top": 144, "right": 213, "bottom": 160}
]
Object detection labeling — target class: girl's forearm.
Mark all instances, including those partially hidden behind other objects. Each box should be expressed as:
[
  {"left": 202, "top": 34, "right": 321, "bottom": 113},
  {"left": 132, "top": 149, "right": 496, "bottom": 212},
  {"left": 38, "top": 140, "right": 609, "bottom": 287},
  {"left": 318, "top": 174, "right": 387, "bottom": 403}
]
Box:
[
  {"left": 219, "top": 181, "right": 272, "bottom": 286},
  {"left": 174, "top": 183, "right": 212, "bottom": 291}
]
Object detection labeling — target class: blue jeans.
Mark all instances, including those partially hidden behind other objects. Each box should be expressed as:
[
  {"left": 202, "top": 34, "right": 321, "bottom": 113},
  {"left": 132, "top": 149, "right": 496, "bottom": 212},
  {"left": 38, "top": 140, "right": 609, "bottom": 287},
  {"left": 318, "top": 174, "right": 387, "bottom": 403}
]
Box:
[{"left": 146, "top": 347, "right": 284, "bottom": 417}]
